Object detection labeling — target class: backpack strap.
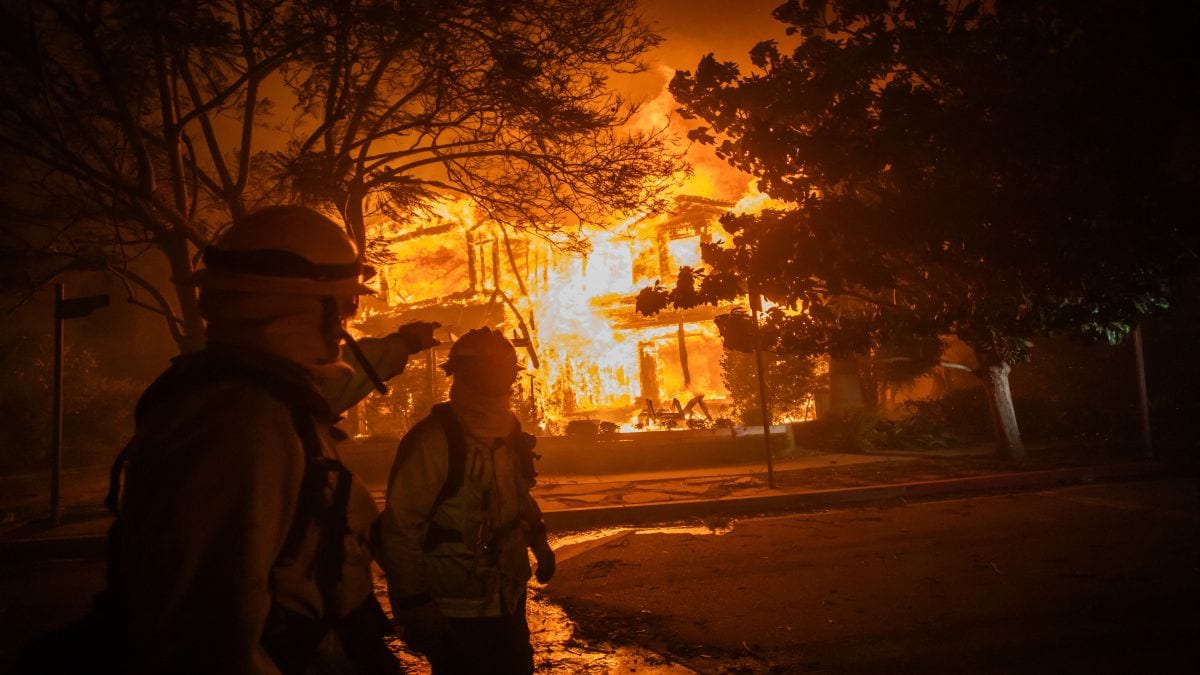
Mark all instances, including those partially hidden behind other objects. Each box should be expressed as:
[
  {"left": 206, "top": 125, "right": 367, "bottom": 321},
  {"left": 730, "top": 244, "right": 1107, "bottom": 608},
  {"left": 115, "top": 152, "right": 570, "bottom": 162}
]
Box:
[
  {"left": 507, "top": 427, "right": 540, "bottom": 482},
  {"left": 415, "top": 404, "right": 539, "bottom": 553},
  {"left": 429, "top": 403, "right": 469, "bottom": 509},
  {"left": 275, "top": 403, "right": 353, "bottom": 611},
  {"left": 413, "top": 403, "right": 471, "bottom": 551}
]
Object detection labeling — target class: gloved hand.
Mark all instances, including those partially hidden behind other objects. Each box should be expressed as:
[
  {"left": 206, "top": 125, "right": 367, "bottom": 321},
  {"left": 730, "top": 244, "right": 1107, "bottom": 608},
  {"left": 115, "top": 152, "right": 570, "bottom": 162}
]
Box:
[
  {"left": 532, "top": 540, "right": 556, "bottom": 584},
  {"left": 394, "top": 600, "right": 453, "bottom": 658},
  {"left": 394, "top": 321, "right": 440, "bottom": 354}
]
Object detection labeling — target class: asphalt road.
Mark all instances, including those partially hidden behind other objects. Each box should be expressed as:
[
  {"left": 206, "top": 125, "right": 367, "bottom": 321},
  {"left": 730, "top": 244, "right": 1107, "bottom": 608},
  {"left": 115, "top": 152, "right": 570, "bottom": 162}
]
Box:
[
  {"left": 3, "top": 478, "right": 1196, "bottom": 674},
  {"left": 543, "top": 478, "right": 1200, "bottom": 674}
]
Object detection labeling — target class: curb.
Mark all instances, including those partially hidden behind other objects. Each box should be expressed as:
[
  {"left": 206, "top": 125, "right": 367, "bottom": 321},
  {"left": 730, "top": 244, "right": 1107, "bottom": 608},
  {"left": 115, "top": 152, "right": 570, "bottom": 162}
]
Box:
[
  {"left": 539, "top": 461, "right": 1174, "bottom": 532},
  {"left": 0, "top": 461, "right": 1176, "bottom": 562},
  {"left": 0, "top": 533, "right": 108, "bottom": 563}
]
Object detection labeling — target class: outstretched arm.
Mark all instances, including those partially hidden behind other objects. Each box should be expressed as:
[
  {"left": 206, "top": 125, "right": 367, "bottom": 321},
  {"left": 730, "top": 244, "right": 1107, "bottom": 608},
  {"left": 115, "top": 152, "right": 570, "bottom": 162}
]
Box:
[{"left": 324, "top": 322, "right": 439, "bottom": 413}]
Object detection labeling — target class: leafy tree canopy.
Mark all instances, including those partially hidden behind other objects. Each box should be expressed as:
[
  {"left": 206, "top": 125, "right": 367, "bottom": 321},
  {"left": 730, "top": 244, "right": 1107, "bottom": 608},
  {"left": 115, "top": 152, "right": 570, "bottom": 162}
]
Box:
[
  {"left": 640, "top": 0, "right": 1200, "bottom": 457},
  {"left": 0, "top": 0, "right": 330, "bottom": 348},
  {"left": 649, "top": 0, "right": 1198, "bottom": 357}
]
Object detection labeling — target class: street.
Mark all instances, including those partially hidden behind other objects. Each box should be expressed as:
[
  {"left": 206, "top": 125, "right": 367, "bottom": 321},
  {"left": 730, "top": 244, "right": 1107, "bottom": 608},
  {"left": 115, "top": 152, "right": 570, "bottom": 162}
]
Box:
[
  {"left": 2, "top": 478, "right": 1196, "bottom": 674},
  {"left": 543, "top": 478, "right": 1199, "bottom": 673}
]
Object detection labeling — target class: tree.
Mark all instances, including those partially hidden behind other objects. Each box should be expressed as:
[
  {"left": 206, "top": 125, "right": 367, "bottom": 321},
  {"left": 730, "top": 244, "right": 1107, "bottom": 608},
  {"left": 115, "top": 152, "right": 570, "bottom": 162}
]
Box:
[
  {"left": 721, "top": 347, "right": 820, "bottom": 426},
  {"left": 272, "top": 0, "right": 682, "bottom": 255},
  {"left": 0, "top": 0, "right": 323, "bottom": 351},
  {"left": 1, "top": 1, "right": 681, "bottom": 354},
  {"left": 640, "top": 0, "right": 1200, "bottom": 459}
]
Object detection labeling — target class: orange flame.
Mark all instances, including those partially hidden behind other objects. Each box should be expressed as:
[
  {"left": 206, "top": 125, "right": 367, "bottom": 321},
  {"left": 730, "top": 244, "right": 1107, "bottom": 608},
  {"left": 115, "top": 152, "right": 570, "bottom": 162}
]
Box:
[{"left": 354, "top": 78, "right": 804, "bottom": 432}]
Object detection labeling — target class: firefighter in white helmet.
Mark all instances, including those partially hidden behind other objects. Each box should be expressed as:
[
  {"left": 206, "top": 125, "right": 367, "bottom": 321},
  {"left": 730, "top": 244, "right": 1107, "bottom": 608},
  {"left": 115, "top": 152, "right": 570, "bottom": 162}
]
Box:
[
  {"left": 104, "top": 205, "right": 434, "bottom": 674},
  {"left": 378, "top": 327, "right": 554, "bottom": 675}
]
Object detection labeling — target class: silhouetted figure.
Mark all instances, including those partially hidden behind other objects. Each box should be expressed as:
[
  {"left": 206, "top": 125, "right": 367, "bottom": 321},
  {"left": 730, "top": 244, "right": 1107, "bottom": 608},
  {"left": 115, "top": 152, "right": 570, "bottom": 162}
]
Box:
[{"left": 20, "top": 205, "right": 435, "bottom": 675}]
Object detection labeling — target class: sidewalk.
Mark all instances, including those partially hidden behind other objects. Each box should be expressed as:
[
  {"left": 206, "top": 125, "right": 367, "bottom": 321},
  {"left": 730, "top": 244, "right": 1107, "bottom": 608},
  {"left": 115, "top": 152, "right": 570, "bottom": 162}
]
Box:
[
  {"left": 1, "top": 442, "right": 1183, "bottom": 561},
  {"left": 537, "top": 456, "right": 1171, "bottom": 531}
]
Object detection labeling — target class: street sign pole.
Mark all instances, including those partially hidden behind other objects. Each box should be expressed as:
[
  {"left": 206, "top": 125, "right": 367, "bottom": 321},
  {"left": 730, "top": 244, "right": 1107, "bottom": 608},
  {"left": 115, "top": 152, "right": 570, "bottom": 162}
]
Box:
[
  {"left": 48, "top": 285, "right": 110, "bottom": 526},
  {"left": 750, "top": 289, "right": 776, "bottom": 489}
]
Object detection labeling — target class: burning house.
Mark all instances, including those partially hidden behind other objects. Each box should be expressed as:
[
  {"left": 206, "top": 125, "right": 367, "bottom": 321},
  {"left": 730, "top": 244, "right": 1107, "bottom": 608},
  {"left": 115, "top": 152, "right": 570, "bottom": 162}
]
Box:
[{"left": 349, "top": 195, "right": 738, "bottom": 437}]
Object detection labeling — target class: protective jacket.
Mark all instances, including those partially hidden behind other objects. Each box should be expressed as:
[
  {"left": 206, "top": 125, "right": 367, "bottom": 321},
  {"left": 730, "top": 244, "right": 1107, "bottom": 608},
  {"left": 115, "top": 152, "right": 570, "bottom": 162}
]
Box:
[
  {"left": 323, "top": 333, "right": 415, "bottom": 415},
  {"left": 377, "top": 405, "right": 544, "bottom": 618},
  {"left": 113, "top": 344, "right": 386, "bottom": 675}
]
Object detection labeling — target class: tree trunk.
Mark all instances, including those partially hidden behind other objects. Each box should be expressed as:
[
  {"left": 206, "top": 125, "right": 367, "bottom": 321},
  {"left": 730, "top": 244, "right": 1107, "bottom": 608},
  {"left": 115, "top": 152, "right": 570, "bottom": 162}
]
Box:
[
  {"left": 343, "top": 184, "right": 368, "bottom": 257},
  {"left": 163, "top": 233, "right": 206, "bottom": 353},
  {"left": 677, "top": 323, "right": 692, "bottom": 389},
  {"left": 858, "top": 352, "right": 880, "bottom": 409},
  {"left": 977, "top": 360, "right": 1025, "bottom": 461},
  {"left": 827, "top": 354, "right": 864, "bottom": 414}
]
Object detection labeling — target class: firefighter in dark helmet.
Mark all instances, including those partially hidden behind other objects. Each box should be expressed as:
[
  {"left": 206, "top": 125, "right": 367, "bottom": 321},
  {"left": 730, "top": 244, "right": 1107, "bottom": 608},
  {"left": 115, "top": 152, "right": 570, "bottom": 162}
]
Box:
[
  {"left": 106, "top": 205, "right": 433, "bottom": 674},
  {"left": 378, "top": 327, "right": 554, "bottom": 675}
]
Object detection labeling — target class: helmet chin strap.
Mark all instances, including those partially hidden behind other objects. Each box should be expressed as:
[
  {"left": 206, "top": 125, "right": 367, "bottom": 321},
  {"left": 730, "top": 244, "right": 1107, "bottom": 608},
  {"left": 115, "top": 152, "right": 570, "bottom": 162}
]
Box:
[
  {"left": 340, "top": 329, "right": 390, "bottom": 395},
  {"left": 319, "top": 296, "right": 387, "bottom": 395}
]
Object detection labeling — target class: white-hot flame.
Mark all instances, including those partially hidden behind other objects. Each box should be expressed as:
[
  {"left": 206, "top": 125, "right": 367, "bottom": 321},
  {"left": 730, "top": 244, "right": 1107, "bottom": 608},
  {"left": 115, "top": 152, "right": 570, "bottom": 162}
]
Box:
[{"left": 354, "top": 82, "right": 812, "bottom": 431}]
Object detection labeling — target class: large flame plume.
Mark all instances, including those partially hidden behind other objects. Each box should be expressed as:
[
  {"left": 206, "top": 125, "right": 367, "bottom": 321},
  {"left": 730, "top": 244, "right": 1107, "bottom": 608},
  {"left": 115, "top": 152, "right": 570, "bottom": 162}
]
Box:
[{"left": 350, "top": 76, "right": 791, "bottom": 434}]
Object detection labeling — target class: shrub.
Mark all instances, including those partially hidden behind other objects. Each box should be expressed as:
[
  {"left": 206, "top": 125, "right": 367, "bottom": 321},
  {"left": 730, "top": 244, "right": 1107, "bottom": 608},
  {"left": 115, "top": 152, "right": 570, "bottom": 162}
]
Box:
[
  {"left": 0, "top": 332, "right": 140, "bottom": 474},
  {"left": 721, "top": 349, "right": 820, "bottom": 425}
]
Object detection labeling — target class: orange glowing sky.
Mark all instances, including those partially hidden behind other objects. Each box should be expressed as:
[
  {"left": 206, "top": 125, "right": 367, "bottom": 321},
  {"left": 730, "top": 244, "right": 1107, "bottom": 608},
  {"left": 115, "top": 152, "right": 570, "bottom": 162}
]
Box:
[
  {"left": 621, "top": 0, "right": 792, "bottom": 100},
  {"left": 616, "top": 0, "right": 794, "bottom": 201}
]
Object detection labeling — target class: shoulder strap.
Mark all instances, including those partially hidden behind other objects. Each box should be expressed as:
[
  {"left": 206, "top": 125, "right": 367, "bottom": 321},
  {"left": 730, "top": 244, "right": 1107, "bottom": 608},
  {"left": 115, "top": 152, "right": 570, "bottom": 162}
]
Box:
[
  {"left": 506, "top": 425, "right": 540, "bottom": 482},
  {"left": 429, "top": 403, "right": 469, "bottom": 512},
  {"left": 400, "top": 404, "right": 473, "bottom": 553}
]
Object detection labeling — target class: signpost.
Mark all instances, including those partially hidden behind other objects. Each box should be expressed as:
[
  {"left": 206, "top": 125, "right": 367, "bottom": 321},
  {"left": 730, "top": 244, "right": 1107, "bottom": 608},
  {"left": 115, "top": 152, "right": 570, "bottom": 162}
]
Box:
[
  {"left": 749, "top": 289, "right": 776, "bottom": 489},
  {"left": 50, "top": 283, "right": 110, "bottom": 525}
]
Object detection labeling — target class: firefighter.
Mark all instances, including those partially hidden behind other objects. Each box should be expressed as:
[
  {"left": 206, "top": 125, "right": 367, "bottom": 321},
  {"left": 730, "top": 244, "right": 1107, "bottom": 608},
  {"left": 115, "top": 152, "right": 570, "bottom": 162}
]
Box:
[
  {"left": 377, "top": 327, "right": 555, "bottom": 675},
  {"left": 107, "top": 205, "right": 427, "bottom": 674}
]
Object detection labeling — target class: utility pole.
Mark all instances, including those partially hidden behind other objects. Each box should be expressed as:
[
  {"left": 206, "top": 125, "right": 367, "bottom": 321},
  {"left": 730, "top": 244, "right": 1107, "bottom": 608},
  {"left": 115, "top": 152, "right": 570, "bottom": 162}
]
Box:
[{"left": 50, "top": 283, "right": 110, "bottom": 525}]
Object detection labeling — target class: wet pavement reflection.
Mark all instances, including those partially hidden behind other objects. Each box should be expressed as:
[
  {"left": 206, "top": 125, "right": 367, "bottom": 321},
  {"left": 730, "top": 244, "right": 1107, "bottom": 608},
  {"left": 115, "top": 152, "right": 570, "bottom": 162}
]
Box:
[
  {"left": 380, "top": 587, "right": 695, "bottom": 673},
  {"left": 377, "top": 525, "right": 726, "bottom": 673}
]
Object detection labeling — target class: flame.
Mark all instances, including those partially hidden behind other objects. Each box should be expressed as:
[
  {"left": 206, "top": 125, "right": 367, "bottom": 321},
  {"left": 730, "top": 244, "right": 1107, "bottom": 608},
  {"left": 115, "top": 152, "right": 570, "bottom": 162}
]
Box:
[
  {"left": 731, "top": 183, "right": 792, "bottom": 216},
  {"left": 428, "top": 197, "right": 478, "bottom": 228},
  {"left": 535, "top": 228, "right": 638, "bottom": 417},
  {"left": 354, "top": 77, "right": 800, "bottom": 434},
  {"left": 627, "top": 66, "right": 753, "bottom": 203}
]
